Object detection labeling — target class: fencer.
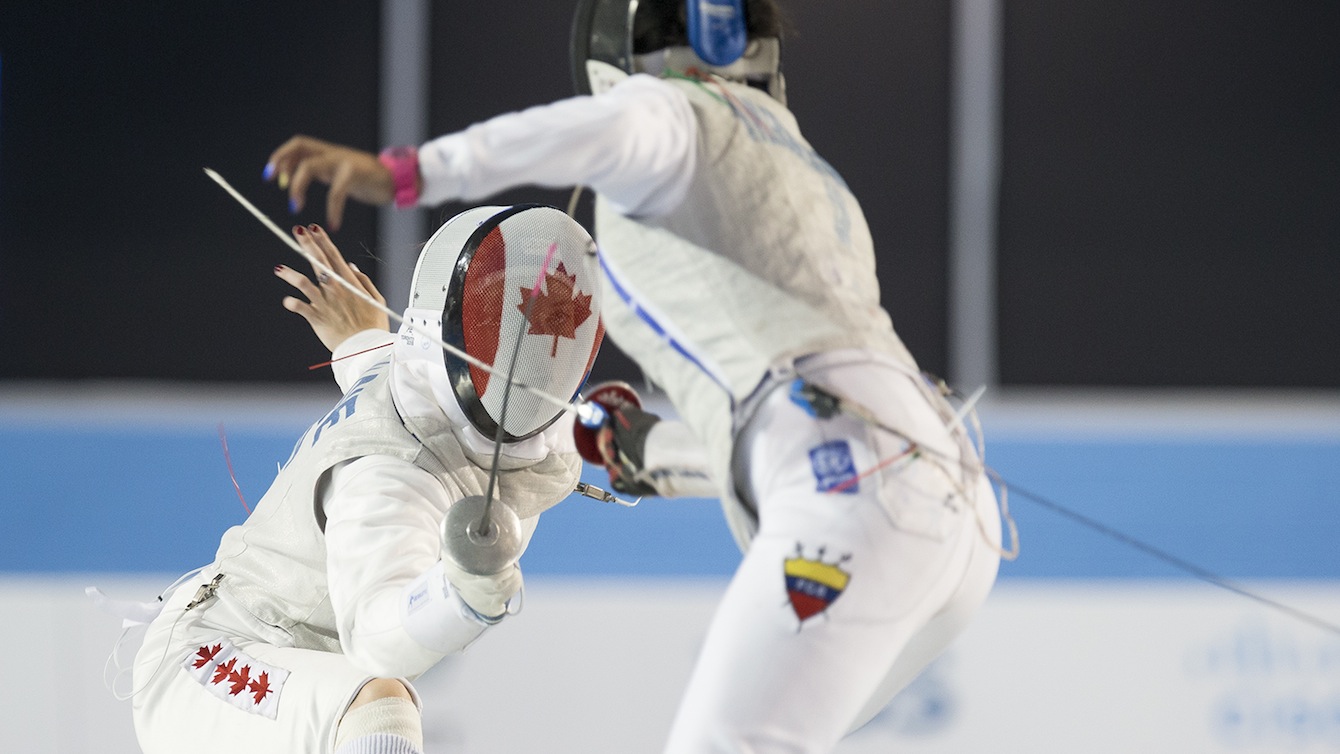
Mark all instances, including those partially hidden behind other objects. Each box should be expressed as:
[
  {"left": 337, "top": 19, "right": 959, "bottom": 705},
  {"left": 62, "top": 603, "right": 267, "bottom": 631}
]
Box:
[
  {"left": 129, "top": 206, "right": 603, "bottom": 754},
  {"left": 264, "top": 1, "right": 1008, "bottom": 750}
]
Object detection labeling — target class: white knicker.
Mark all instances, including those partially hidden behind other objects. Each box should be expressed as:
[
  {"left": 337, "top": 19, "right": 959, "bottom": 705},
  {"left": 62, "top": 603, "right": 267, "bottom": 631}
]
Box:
[
  {"left": 131, "top": 575, "right": 418, "bottom": 754},
  {"left": 665, "top": 351, "right": 1002, "bottom": 753}
]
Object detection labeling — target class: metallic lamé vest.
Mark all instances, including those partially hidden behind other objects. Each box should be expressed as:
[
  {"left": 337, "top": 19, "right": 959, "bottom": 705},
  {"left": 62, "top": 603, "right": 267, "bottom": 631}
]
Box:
[{"left": 595, "top": 77, "right": 916, "bottom": 548}]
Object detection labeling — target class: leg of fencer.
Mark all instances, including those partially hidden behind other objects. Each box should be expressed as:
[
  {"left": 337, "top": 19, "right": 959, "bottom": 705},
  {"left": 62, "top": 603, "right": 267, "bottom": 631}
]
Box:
[
  {"left": 846, "top": 473, "right": 1002, "bottom": 733},
  {"left": 334, "top": 678, "right": 424, "bottom": 754},
  {"left": 663, "top": 531, "right": 919, "bottom": 753},
  {"left": 663, "top": 459, "right": 998, "bottom": 754}
]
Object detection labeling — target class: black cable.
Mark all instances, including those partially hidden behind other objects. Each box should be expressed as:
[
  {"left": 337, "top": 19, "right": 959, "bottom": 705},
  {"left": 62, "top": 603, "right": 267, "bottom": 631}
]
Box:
[{"left": 1001, "top": 476, "right": 1340, "bottom": 638}]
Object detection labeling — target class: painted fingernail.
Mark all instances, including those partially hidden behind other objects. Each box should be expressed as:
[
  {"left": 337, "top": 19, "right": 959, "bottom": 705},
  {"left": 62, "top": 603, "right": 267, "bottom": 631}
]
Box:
[
  {"left": 294, "top": 225, "right": 305, "bottom": 235},
  {"left": 289, "top": 198, "right": 299, "bottom": 214},
  {"left": 278, "top": 172, "right": 290, "bottom": 190},
  {"left": 263, "top": 163, "right": 275, "bottom": 180},
  {"left": 308, "top": 224, "right": 320, "bottom": 234},
  {"left": 274, "top": 265, "right": 285, "bottom": 272}
]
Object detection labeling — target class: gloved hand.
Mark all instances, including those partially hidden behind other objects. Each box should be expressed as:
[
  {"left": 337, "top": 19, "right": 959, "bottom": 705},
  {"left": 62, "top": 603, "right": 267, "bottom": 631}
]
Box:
[
  {"left": 594, "top": 403, "right": 663, "bottom": 496},
  {"left": 439, "top": 556, "right": 522, "bottom": 622},
  {"left": 573, "top": 382, "right": 662, "bottom": 496}
]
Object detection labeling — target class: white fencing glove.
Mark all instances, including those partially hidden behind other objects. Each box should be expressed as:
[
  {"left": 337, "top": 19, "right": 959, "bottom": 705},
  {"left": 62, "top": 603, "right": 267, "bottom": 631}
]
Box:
[{"left": 439, "top": 556, "right": 522, "bottom": 622}]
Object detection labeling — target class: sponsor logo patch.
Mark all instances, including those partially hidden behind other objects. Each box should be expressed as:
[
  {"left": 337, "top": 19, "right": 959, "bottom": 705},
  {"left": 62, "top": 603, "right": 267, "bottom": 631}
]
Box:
[
  {"left": 783, "top": 545, "right": 851, "bottom": 625},
  {"left": 809, "top": 439, "right": 859, "bottom": 493},
  {"left": 182, "top": 639, "right": 289, "bottom": 719}
]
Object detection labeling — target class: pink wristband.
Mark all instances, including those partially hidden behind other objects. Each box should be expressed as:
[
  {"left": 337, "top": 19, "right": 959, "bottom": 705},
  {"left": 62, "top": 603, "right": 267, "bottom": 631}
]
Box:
[{"left": 378, "top": 146, "right": 420, "bottom": 209}]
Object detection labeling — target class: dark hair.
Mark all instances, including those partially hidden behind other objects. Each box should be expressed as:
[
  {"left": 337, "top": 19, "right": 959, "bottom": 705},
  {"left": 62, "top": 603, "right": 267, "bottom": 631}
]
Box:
[{"left": 632, "top": 0, "right": 786, "bottom": 55}]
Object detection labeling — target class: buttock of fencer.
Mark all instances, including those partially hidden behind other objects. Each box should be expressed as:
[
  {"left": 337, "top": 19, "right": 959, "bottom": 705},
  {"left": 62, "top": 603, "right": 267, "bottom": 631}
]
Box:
[
  {"left": 738, "top": 352, "right": 988, "bottom": 543},
  {"left": 132, "top": 574, "right": 413, "bottom": 754},
  {"left": 132, "top": 570, "right": 281, "bottom": 707}
]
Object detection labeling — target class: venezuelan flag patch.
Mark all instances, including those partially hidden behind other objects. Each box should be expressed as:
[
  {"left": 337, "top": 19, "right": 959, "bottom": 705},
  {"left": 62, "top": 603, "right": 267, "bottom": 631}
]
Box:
[{"left": 783, "top": 547, "right": 851, "bottom": 623}]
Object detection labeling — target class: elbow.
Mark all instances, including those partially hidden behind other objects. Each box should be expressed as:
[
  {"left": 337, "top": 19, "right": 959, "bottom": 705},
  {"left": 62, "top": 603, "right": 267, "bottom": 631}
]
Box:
[{"left": 343, "top": 634, "right": 446, "bottom": 681}]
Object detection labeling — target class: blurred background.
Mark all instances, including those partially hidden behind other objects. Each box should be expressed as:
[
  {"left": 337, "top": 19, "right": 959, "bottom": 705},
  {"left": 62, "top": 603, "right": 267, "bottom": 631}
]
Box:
[{"left": 1, "top": 1, "right": 1337, "bottom": 752}]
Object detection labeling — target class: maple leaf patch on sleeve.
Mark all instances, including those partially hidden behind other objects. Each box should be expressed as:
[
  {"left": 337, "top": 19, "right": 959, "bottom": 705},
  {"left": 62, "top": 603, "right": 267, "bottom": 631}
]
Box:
[{"left": 517, "top": 261, "right": 593, "bottom": 357}]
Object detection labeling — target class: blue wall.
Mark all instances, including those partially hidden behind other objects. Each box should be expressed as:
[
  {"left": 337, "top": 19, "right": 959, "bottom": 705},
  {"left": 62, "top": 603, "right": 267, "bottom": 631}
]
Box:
[{"left": 1, "top": 415, "right": 1336, "bottom": 579}]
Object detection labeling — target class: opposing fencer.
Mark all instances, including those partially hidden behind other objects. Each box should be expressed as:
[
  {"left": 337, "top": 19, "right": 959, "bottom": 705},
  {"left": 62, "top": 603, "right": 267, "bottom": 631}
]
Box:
[
  {"left": 130, "top": 208, "right": 603, "bottom": 754},
  {"left": 265, "top": 1, "right": 1008, "bottom": 750}
]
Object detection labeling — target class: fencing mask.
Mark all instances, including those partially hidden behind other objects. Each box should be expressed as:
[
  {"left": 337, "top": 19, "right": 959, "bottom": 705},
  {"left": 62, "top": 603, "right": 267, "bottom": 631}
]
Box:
[
  {"left": 571, "top": 0, "right": 784, "bottom": 102},
  {"left": 395, "top": 205, "right": 604, "bottom": 446}
]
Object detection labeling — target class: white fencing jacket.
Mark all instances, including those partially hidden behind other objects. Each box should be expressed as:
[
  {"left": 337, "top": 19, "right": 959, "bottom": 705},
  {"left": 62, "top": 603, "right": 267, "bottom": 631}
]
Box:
[{"left": 208, "top": 331, "right": 580, "bottom": 678}]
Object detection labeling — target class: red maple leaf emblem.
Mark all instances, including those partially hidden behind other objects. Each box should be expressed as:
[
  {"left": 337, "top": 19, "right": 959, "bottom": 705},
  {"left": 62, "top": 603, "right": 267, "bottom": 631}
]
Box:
[
  {"left": 192, "top": 643, "right": 222, "bottom": 669},
  {"left": 517, "top": 261, "right": 593, "bottom": 357},
  {"left": 248, "top": 671, "right": 273, "bottom": 706},
  {"left": 227, "top": 664, "right": 252, "bottom": 696},
  {"left": 211, "top": 657, "right": 236, "bottom": 685}
]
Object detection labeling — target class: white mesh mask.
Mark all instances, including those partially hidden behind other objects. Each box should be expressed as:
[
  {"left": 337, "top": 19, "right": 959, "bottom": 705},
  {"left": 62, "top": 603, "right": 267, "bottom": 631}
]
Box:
[{"left": 394, "top": 205, "right": 604, "bottom": 449}]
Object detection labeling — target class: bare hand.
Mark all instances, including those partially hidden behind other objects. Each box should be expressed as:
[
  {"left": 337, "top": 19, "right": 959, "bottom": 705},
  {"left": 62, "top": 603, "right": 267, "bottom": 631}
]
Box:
[
  {"left": 265, "top": 135, "right": 394, "bottom": 231},
  {"left": 274, "top": 224, "right": 390, "bottom": 352}
]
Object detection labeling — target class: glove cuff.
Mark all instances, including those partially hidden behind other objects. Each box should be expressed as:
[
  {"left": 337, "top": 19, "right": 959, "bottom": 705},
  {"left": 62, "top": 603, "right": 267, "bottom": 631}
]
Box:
[{"left": 398, "top": 561, "right": 491, "bottom": 654}]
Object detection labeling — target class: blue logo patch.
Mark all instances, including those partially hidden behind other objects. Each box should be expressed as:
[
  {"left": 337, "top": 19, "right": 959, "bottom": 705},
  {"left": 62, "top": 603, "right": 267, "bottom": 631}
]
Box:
[{"left": 809, "top": 439, "right": 859, "bottom": 493}]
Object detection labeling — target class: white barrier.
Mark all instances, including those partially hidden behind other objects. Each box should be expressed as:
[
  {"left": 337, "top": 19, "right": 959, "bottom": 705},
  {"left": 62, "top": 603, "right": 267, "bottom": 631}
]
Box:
[{"left": 6, "top": 576, "right": 1339, "bottom": 753}]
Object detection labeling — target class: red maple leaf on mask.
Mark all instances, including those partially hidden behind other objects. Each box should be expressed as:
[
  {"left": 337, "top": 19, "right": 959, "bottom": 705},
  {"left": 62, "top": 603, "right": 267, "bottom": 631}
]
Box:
[
  {"left": 227, "top": 664, "right": 252, "bottom": 696},
  {"left": 517, "top": 262, "right": 593, "bottom": 357},
  {"left": 212, "top": 657, "right": 236, "bottom": 685},
  {"left": 248, "top": 671, "right": 273, "bottom": 705},
  {"left": 192, "top": 643, "right": 222, "bottom": 669}
]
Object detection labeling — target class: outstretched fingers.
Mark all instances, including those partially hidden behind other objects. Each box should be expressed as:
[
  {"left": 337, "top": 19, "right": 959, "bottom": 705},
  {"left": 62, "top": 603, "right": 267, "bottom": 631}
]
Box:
[
  {"left": 274, "top": 263, "right": 320, "bottom": 326},
  {"left": 296, "top": 224, "right": 354, "bottom": 285},
  {"left": 348, "top": 263, "right": 385, "bottom": 305},
  {"left": 274, "top": 259, "right": 321, "bottom": 303},
  {"left": 280, "top": 224, "right": 390, "bottom": 350},
  {"left": 326, "top": 160, "right": 355, "bottom": 232},
  {"left": 265, "top": 134, "right": 324, "bottom": 187}
]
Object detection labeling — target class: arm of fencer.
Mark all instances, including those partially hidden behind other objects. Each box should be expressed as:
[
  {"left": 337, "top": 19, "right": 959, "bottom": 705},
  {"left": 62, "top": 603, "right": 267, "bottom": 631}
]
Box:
[
  {"left": 417, "top": 74, "right": 697, "bottom": 217},
  {"left": 323, "top": 455, "right": 506, "bottom": 679},
  {"left": 640, "top": 420, "right": 719, "bottom": 499},
  {"left": 331, "top": 330, "right": 396, "bottom": 393}
]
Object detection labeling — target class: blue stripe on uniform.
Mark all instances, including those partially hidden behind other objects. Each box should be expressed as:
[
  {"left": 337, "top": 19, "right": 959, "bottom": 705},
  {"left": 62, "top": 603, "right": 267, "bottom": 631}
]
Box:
[{"left": 596, "top": 251, "right": 733, "bottom": 396}]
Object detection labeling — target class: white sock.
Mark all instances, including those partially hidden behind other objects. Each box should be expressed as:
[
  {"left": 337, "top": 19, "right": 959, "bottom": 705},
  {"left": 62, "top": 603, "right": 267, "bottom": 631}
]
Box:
[{"left": 334, "top": 696, "right": 424, "bottom": 754}]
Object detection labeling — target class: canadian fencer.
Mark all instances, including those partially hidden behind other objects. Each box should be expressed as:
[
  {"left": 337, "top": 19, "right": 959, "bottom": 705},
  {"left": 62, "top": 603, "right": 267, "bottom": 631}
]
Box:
[
  {"left": 128, "top": 210, "right": 604, "bottom": 754},
  {"left": 265, "top": 1, "right": 1009, "bottom": 750}
]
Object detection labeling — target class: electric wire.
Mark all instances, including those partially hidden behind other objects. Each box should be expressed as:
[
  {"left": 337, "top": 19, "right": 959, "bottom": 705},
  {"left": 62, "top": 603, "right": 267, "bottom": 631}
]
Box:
[{"left": 999, "top": 475, "right": 1340, "bottom": 638}]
